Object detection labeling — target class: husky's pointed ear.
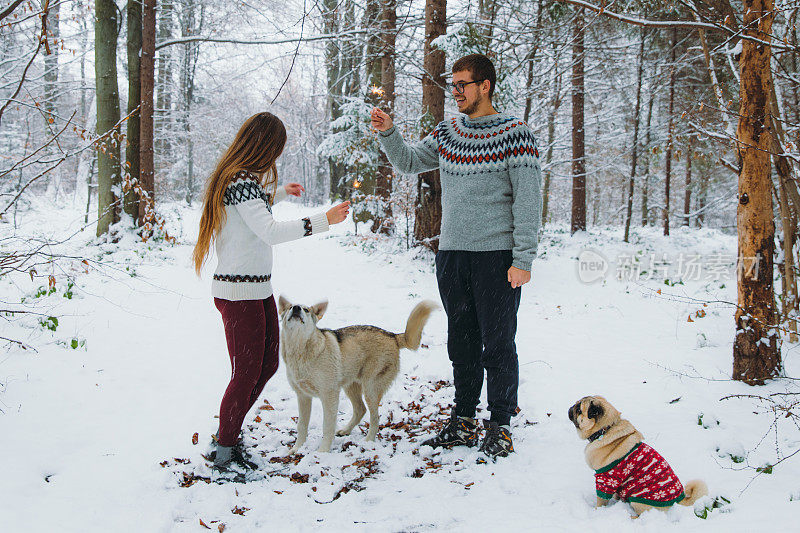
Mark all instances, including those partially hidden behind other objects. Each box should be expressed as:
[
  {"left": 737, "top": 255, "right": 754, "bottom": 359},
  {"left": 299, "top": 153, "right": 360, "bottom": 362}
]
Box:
[
  {"left": 310, "top": 300, "right": 328, "bottom": 321},
  {"left": 278, "top": 295, "right": 292, "bottom": 315}
]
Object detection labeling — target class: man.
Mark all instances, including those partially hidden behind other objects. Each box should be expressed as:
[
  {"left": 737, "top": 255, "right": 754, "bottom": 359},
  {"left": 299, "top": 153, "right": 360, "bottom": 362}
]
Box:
[{"left": 371, "top": 54, "right": 542, "bottom": 460}]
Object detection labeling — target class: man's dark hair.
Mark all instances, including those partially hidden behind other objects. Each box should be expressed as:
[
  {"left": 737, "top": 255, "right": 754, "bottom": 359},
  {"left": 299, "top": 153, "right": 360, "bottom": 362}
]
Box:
[{"left": 452, "top": 54, "right": 496, "bottom": 98}]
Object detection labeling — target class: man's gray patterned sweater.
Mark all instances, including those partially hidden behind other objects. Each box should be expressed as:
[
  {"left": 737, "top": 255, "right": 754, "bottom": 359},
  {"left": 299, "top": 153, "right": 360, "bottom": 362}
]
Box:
[{"left": 378, "top": 112, "right": 542, "bottom": 271}]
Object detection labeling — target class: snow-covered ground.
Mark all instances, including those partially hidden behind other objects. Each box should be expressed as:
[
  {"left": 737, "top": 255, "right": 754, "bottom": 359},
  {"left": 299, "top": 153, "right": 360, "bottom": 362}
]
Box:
[{"left": 1, "top": 199, "right": 798, "bottom": 532}]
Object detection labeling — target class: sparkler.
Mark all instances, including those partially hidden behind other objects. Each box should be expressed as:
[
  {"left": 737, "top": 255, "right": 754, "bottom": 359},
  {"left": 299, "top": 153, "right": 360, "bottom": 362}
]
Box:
[{"left": 369, "top": 85, "right": 385, "bottom": 98}]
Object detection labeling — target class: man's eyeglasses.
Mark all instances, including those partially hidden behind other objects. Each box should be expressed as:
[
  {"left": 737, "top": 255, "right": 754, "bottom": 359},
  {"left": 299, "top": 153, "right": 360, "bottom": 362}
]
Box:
[{"left": 450, "top": 79, "right": 484, "bottom": 94}]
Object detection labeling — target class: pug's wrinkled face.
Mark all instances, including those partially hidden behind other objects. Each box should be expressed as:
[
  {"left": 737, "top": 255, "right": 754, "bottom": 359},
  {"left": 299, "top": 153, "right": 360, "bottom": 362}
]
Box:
[
  {"left": 278, "top": 295, "right": 328, "bottom": 338},
  {"left": 568, "top": 396, "right": 620, "bottom": 440}
]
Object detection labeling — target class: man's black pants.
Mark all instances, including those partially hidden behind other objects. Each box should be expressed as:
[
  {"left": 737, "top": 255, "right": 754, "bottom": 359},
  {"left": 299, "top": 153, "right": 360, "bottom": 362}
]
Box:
[{"left": 435, "top": 250, "right": 521, "bottom": 426}]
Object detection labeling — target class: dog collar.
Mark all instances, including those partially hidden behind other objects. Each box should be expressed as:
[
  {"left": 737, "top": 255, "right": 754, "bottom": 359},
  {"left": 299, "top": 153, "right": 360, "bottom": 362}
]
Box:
[{"left": 588, "top": 425, "right": 613, "bottom": 443}]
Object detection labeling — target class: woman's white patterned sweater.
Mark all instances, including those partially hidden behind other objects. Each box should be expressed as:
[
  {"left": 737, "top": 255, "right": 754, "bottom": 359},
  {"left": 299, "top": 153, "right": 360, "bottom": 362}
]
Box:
[{"left": 211, "top": 171, "right": 329, "bottom": 301}]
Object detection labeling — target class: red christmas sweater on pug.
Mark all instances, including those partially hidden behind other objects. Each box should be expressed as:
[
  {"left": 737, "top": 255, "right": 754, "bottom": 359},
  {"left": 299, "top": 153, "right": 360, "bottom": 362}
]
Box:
[{"left": 595, "top": 442, "right": 685, "bottom": 506}]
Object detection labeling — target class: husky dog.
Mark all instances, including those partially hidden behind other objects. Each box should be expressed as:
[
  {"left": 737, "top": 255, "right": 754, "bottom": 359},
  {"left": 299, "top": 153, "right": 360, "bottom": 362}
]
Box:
[{"left": 278, "top": 296, "right": 438, "bottom": 453}]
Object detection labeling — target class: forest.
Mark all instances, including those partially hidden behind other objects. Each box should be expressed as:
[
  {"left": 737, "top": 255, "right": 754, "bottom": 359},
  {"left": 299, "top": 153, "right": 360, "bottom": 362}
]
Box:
[{"left": 1, "top": 1, "right": 799, "bottom": 530}]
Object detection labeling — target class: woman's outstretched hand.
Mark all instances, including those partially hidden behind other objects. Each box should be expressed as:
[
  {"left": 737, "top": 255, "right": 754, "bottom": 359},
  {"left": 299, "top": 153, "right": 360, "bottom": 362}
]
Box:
[
  {"left": 371, "top": 108, "right": 393, "bottom": 132},
  {"left": 326, "top": 201, "right": 351, "bottom": 225},
  {"left": 284, "top": 183, "right": 304, "bottom": 197}
]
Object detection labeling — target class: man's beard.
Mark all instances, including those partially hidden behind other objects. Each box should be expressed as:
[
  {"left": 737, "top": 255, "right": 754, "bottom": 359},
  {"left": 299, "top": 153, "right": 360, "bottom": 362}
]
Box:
[{"left": 461, "top": 93, "right": 484, "bottom": 116}]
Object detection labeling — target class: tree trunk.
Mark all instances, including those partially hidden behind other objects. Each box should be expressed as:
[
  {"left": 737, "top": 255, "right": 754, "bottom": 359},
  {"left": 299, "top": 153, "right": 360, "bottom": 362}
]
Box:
[
  {"left": 523, "top": 0, "right": 544, "bottom": 124},
  {"left": 140, "top": 0, "right": 156, "bottom": 219},
  {"left": 323, "top": 0, "right": 345, "bottom": 199},
  {"left": 355, "top": 0, "right": 380, "bottom": 228},
  {"left": 342, "top": 0, "right": 360, "bottom": 98},
  {"left": 42, "top": 0, "right": 60, "bottom": 198},
  {"left": 542, "top": 42, "right": 561, "bottom": 227},
  {"left": 477, "top": 0, "right": 497, "bottom": 47},
  {"left": 697, "top": 164, "right": 708, "bottom": 227},
  {"left": 371, "top": 0, "right": 397, "bottom": 235},
  {"left": 570, "top": 7, "right": 586, "bottom": 234},
  {"left": 682, "top": 135, "right": 693, "bottom": 227},
  {"left": 641, "top": 91, "right": 654, "bottom": 226},
  {"left": 793, "top": 23, "right": 800, "bottom": 158},
  {"left": 732, "top": 0, "right": 780, "bottom": 384},
  {"left": 624, "top": 28, "right": 645, "bottom": 243},
  {"left": 80, "top": 13, "right": 88, "bottom": 121},
  {"left": 777, "top": 169, "right": 799, "bottom": 343},
  {"left": 414, "top": 0, "right": 445, "bottom": 251},
  {"left": 95, "top": 0, "right": 121, "bottom": 237},
  {"left": 664, "top": 28, "right": 677, "bottom": 237},
  {"left": 155, "top": 1, "right": 174, "bottom": 160},
  {"left": 75, "top": 95, "right": 96, "bottom": 210},
  {"left": 770, "top": 88, "right": 799, "bottom": 342},
  {"left": 179, "top": 0, "right": 202, "bottom": 204},
  {"left": 125, "top": 0, "right": 142, "bottom": 222},
  {"left": 42, "top": 0, "right": 59, "bottom": 125}
]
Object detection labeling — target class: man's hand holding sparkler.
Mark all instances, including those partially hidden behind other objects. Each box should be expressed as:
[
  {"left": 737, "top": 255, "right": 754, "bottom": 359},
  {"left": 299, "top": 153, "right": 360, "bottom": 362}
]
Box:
[{"left": 371, "top": 108, "right": 393, "bottom": 132}]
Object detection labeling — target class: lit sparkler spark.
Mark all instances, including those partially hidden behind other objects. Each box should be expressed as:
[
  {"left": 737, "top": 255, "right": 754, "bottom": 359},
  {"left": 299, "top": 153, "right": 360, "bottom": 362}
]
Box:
[
  {"left": 369, "top": 85, "right": 385, "bottom": 98},
  {"left": 353, "top": 180, "right": 362, "bottom": 189}
]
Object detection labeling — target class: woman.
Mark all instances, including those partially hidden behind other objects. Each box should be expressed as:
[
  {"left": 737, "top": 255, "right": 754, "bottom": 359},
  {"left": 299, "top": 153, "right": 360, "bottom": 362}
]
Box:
[{"left": 192, "top": 112, "right": 350, "bottom": 470}]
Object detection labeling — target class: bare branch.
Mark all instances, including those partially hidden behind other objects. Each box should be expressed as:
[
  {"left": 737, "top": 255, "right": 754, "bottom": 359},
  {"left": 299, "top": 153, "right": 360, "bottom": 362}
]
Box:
[
  {"left": 0, "top": 0, "right": 26, "bottom": 22},
  {"left": 552, "top": 0, "right": 795, "bottom": 51},
  {"left": 0, "top": 108, "right": 136, "bottom": 217},
  {"left": 154, "top": 28, "right": 368, "bottom": 51},
  {"left": 0, "top": 336, "right": 37, "bottom": 352},
  {"left": 0, "top": 36, "right": 43, "bottom": 125}
]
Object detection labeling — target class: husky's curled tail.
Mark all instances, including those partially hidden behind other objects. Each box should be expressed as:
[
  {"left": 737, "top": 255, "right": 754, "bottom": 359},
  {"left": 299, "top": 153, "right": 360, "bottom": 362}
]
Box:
[{"left": 395, "top": 300, "right": 439, "bottom": 350}]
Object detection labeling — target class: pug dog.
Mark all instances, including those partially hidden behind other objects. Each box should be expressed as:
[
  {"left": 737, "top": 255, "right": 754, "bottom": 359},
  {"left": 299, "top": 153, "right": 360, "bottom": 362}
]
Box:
[{"left": 568, "top": 395, "right": 708, "bottom": 517}]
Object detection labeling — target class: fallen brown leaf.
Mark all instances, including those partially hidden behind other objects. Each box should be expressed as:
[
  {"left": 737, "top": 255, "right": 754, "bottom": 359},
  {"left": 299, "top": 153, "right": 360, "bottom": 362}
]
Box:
[{"left": 290, "top": 472, "right": 310, "bottom": 483}]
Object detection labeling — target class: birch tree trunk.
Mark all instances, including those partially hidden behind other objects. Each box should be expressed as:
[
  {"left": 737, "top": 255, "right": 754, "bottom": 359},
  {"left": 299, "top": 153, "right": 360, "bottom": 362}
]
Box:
[{"left": 732, "top": 0, "right": 781, "bottom": 384}]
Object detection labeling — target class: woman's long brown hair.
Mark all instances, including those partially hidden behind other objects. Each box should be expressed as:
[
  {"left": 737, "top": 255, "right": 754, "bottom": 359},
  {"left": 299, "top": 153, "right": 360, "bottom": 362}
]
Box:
[{"left": 192, "top": 112, "right": 287, "bottom": 275}]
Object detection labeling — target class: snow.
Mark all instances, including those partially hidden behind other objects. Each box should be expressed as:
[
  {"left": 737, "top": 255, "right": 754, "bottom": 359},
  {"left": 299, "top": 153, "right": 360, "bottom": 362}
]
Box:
[{"left": 1, "top": 199, "right": 798, "bottom": 531}]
